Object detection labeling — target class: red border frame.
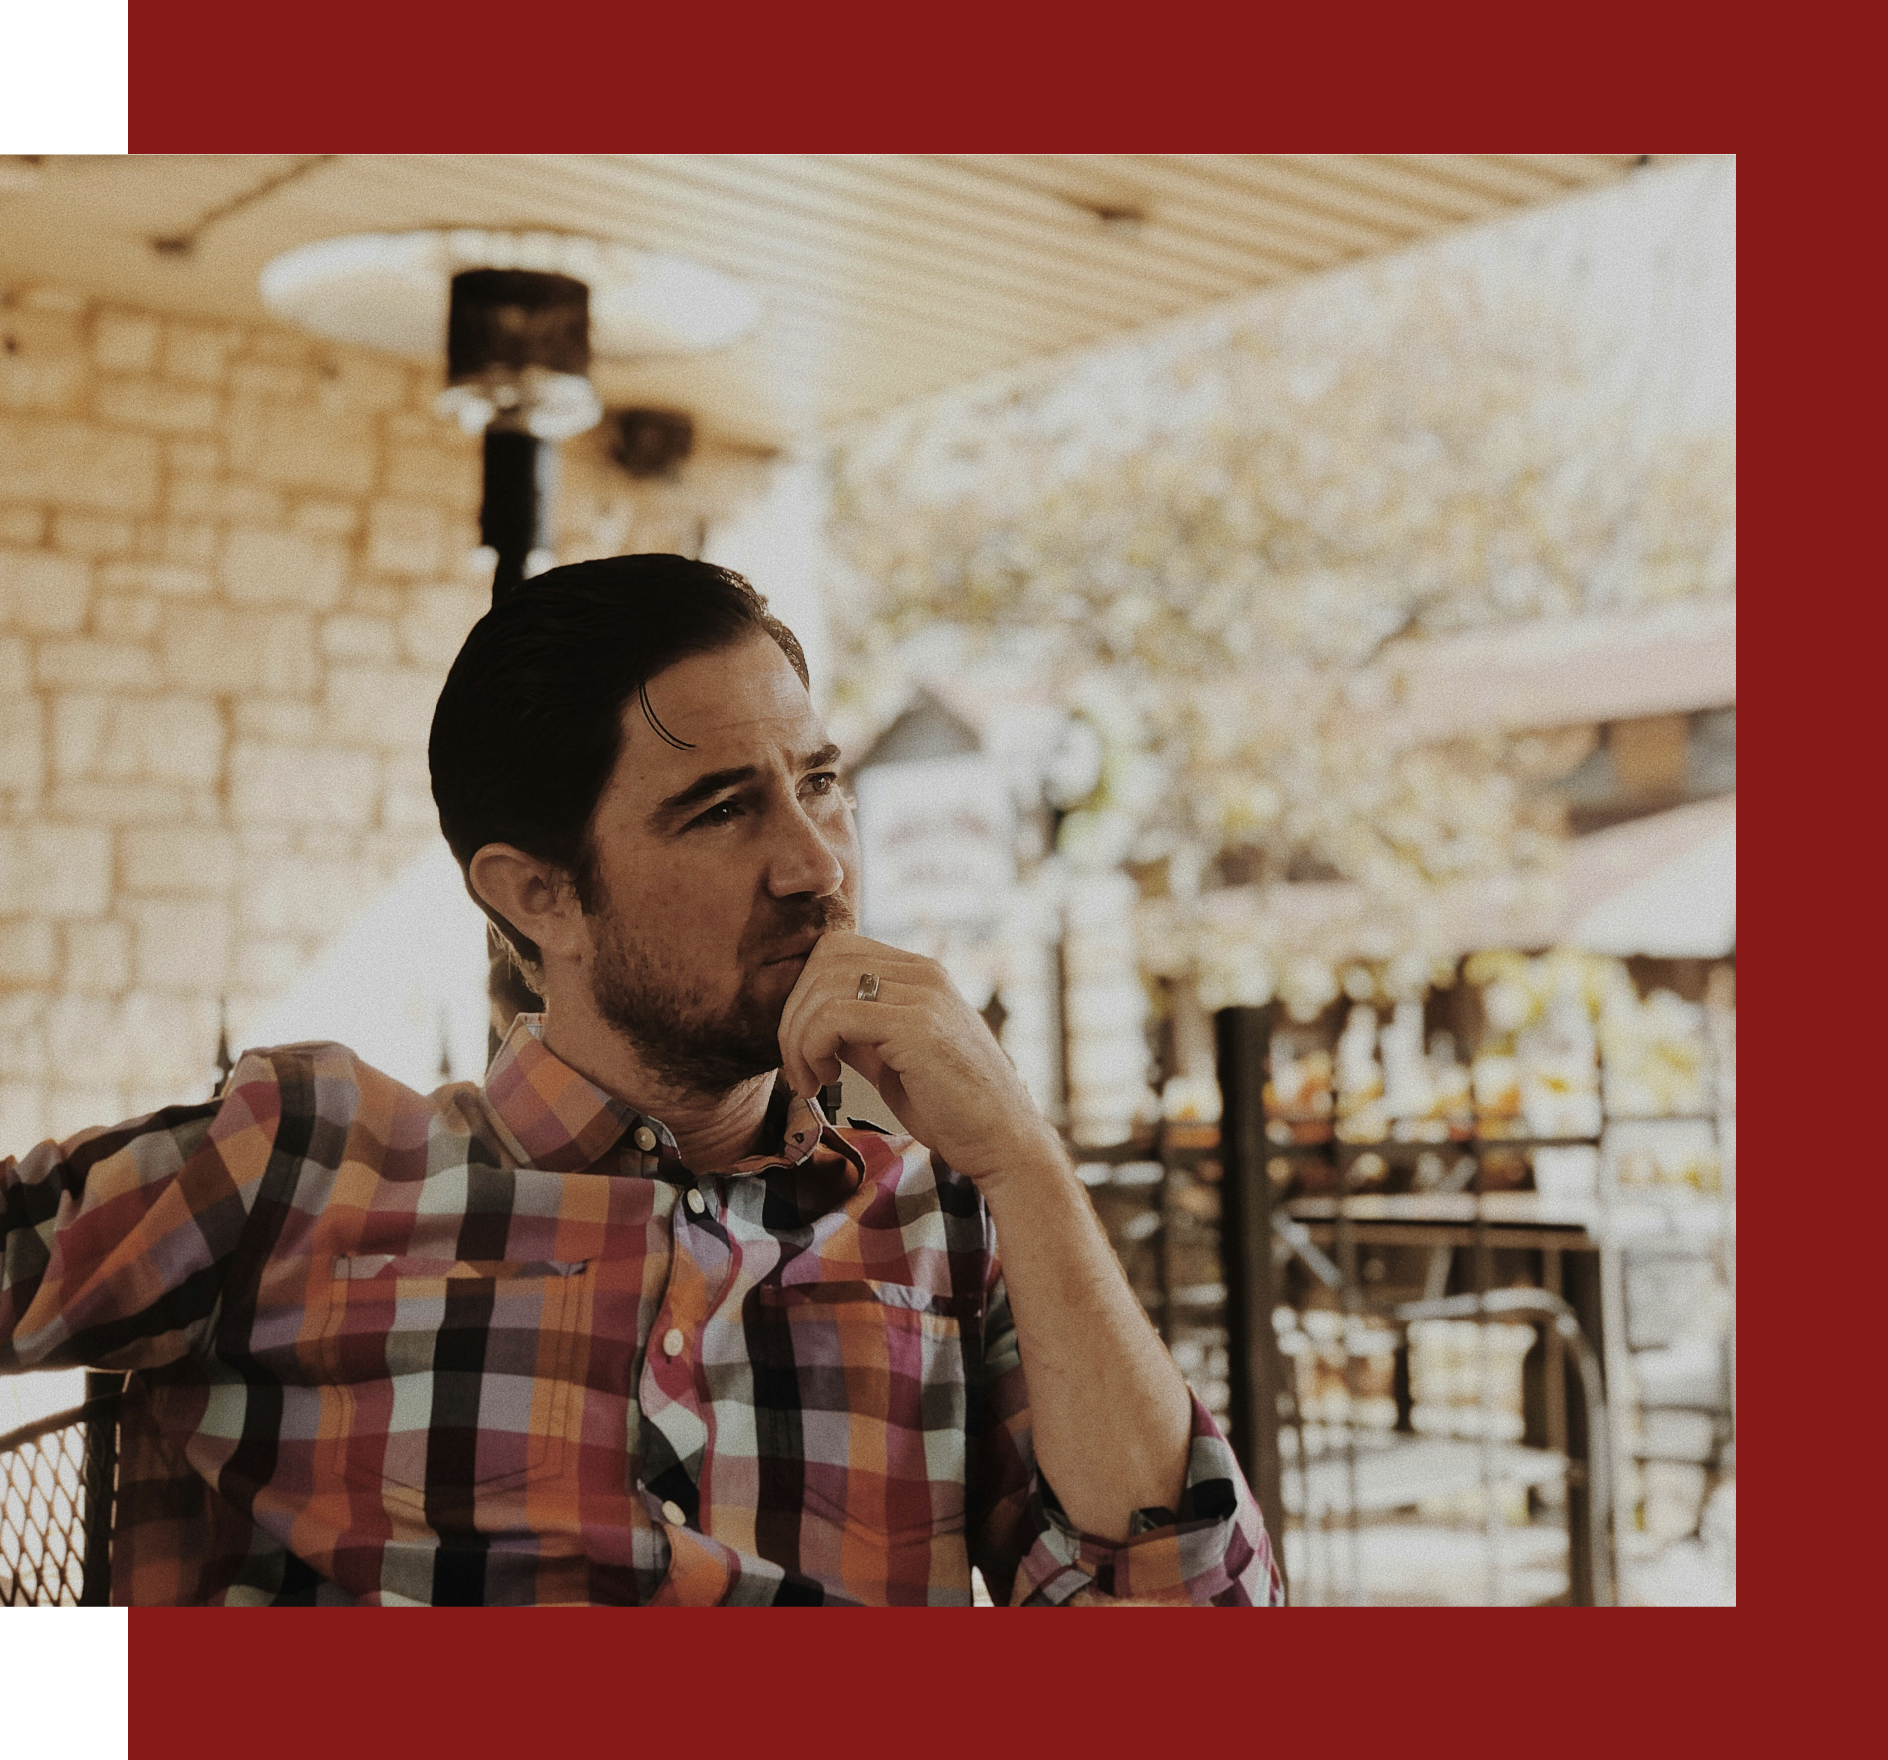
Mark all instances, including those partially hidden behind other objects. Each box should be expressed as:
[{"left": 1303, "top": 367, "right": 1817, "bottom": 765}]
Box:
[{"left": 97, "top": 3, "right": 1840, "bottom": 1751}]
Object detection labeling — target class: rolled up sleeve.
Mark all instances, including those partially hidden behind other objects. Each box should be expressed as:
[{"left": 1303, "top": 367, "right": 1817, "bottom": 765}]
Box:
[
  {"left": 969, "top": 1268, "right": 1283, "bottom": 1606},
  {"left": 2, "top": 1056, "right": 283, "bottom": 1375}
]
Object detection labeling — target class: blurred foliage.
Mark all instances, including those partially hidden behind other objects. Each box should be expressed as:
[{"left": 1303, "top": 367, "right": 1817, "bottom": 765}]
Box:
[{"left": 825, "top": 264, "right": 1734, "bottom": 995}]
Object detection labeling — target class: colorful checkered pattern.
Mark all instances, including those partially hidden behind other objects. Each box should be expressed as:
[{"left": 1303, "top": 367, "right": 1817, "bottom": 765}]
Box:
[{"left": 2, "top": 1016, "right": 1279, "bottom": 1605}]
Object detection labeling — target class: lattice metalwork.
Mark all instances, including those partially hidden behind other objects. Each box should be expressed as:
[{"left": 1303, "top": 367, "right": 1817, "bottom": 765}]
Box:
[{"left": 0, "top": 1414, "right": 90, "bottom": 1606}]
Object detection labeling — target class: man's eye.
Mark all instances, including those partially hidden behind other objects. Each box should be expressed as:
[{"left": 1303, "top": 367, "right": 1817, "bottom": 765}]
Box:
[
  {"left": 804, "top": 772, "right": 849, "bottom": 803},
  {"left": 691, "top": 800, "right": 741, "bottom": 828}
]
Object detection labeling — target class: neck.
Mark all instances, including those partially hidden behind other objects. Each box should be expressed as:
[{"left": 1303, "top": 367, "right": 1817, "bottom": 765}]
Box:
[{"left": 537, "top": 996, "right": 779, "bottom": 1172}]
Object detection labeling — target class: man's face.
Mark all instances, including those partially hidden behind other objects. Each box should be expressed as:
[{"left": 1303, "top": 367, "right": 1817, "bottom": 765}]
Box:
[{"left": 576, "top": 634, "right": 860, "bottom": 1095}]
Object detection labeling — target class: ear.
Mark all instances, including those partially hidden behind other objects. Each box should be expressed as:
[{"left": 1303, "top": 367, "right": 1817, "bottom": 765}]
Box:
[{"left": 468, "top": 844, "right": 587, "bottom": 965}]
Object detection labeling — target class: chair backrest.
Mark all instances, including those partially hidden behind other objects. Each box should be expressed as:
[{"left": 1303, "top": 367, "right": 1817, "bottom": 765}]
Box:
[{"left": 0, "top": 1374, "right": 123, "bottom": 1606}]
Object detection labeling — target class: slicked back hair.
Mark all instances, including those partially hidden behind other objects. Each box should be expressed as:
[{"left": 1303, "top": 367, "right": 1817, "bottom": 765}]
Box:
[{"left": 429, "top": 553, "right": 809, "bottom": 971}]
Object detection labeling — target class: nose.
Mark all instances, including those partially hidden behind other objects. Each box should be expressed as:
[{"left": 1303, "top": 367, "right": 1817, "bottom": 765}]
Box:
[{"left": 764, "top": 792, "right": 850, "bottom": 901}]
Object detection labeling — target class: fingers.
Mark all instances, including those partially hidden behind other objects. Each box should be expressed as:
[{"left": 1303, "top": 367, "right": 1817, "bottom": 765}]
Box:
[
  {"left": 777, "top": 939, "right": 939, "bottom": 1068},
  {"left": 779, "top": 995, "right": 919, "bottom": 1100}
]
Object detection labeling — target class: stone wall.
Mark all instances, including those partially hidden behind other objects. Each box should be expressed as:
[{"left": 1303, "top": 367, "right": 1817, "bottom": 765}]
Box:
[
  {"left": 0, "top": 281, "right": 777, "bottom": 1152},
  {"left": 0, "top": 282, "right": 498, "bottom": 1145}
]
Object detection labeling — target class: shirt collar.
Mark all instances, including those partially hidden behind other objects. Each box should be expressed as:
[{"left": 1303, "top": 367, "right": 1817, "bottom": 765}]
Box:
[{"left": 481, "top": 1013, "right": 834, "bottom": 1177}]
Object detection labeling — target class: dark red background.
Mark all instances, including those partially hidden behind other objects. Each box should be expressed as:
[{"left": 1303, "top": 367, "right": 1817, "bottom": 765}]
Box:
[{"left": 115, "top": 2, "right": 1846, "bottom": 1749}]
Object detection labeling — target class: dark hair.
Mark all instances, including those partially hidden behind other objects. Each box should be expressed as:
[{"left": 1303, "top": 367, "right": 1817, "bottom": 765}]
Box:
[{"left": 429, "top": 553, "right": 809, "bottom": 970}]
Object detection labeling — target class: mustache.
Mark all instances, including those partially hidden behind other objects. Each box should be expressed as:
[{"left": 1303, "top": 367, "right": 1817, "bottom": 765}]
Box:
[{"left": 746, "top": 894, "right": 856, "bottom": 960}]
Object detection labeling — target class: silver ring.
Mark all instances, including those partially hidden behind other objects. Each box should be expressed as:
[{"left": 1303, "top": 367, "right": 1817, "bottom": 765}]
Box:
[{"left": 856, "top": 971, "right": 881, "bottom": 1001}]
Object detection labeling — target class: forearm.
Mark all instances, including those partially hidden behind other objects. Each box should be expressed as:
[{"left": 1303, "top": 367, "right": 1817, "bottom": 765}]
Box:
[{"left": 978, "top": 1132, "right": 1193, "bottom": 1543}]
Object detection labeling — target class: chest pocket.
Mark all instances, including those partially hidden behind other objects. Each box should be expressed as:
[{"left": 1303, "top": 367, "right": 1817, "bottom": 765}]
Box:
[
  {"left": 750, "top": 1280, "right": 979, "bottom": 1542},
  {"left": 324, "top": 1255, "right": 592, "bottom": 1503}
]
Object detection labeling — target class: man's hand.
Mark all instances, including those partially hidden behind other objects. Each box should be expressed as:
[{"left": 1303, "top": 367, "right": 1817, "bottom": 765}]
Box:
[
  {"left": 776, "top": 930, "right": 1060, "bottom": 1188},
  {"left": 782, "top": 928, "right": 1195, "bottom": 1542}
]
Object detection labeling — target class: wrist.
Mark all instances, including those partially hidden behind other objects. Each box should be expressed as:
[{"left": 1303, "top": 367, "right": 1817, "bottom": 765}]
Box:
[{"left": 963, "top": 1121, "right": 1073, "bottom": 1206}]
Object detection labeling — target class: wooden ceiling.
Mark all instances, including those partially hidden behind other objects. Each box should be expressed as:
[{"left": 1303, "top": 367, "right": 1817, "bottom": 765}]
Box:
[{"left": 0, "top": 153, "right": 1661, "bottom": 447}]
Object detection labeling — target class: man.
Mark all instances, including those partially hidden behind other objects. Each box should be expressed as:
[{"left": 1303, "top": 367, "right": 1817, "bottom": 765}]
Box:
[{"left": 1, "top": 554, "right": 1278, "bottom": 1605}]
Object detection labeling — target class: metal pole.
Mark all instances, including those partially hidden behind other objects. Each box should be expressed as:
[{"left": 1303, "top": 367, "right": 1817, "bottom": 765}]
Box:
[{"left": 1215, "top": 1003, "right": 1287, "bottom": 1594}]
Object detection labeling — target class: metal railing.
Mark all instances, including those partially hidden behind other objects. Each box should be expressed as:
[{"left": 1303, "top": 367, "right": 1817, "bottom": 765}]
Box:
[{"left": 0, "top": 1376, "right": 123, "bottom": 1606}]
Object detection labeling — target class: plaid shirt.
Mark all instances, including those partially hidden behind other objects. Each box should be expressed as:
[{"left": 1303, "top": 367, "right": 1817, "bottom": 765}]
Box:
[{"left": 2, "top": 1016, "right": 1278, "bottom": 1605}]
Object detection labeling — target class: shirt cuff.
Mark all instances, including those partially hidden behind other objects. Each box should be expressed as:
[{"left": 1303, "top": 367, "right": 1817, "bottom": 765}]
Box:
[{"left": 1012, "top": 1394, "right": 1284, "bottom": 1605}]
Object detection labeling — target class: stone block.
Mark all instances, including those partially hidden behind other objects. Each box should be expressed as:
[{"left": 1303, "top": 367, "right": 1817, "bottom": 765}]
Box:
[
  {"left": 0, "top": 823, "right": 113, "bottom": 918},
  {"left": 0, "top": 508, "right": 45, "bottom": 545},
  {"left": 161, "top": 603, "right": 317, "bottom": 697},
  {"left": 0, "top": 694, "right": 44, "bottom": 808},
  {"left": 0, "top": 1082, "right": 47, "bottom": 1152},
  {"left": 0, "top": 548, "right": 91, "bottom": 632},
  {"left": 94, "top": 378, "right": 220, "bottom": 434},
  {"left": 0, "top": 993, "right": 50, "bottom": 1079},
  {"left": 129, "top": 897, "right": 232, "bottom": 991},
  {"left": 343, "top": 584, "right": 404, "bottom": 618},
  {"left": 226, "top": 397, "right": 376, "bottom": 496},
  {"left": 319, "top": 613, "right": 398, "bottom": 663},
  {"left": 122, "top": 825, "right": 236, "bottom": 895},
  {"left": 139, "top": 698, "right": 227, "bottom": 783},
  {"left": 93, "top": 592, "right": 163, "bottom": 642},
  {"left": 63, "top": 918, "right": 131, "bottom": 994},
  {"left": 245, "top": 329, "right": 311, "bottom": 365},
  {"left": 0, "top": 918, "right": 58, "bottom": 984},
  {"left": 234, "top": 700, "right": 322, "bottom": 742},
  {"left": 48, "top": 779, "right": 217, "bottom": 827},
  {"left": 324, "top": 664, "right": 438, "bottom": 751},
  {"left": 99, "top": 560, "right": 212, "bottom": 599},
  {"left": 230, "top": 742, "right": 380, "bottom": 828},
  {"left": 292, "top": 498, "right": 361, "bottom": 537},
  {"left": 0, "top": 416, "right": 162, "bottom": 513},
  {"left": 222, "top": 526, "right": 348, "bottom": 609},
  {"left": 0, "top": 323, "right": 87, "bottom": 412},
  {"left": 35, "top": 637, "right": 160, "bottom": 691},
  {"left": 167, "top": 474, "right": 287, "bottom": 525},
  {"left": 229, "top": 360, "right": 313, "bottom": 402},
  {"left": 50, "top": 693, "right": 108, "bottom": 776},
  {"left": 94, "top": 312, "right": 161, "bottom": 374},
  {"left": 366, "top": 499, "right": 445, "bottom": 577},
  {"left": 384, "top": 442, "right": 474, "bottom": 503},
  {"left": 0, "top": 636, "right": 27, "bottom": 692},
  {"left": 52, "top": 691, "right": 222, "bottom": 785},
  {"left": 168, "top": 438, "right": 222, "bottom": 475},
  {"left": 398, "top": 582, "right": 487, "bottom": 666},
  {"left": 52, "top": 512, "right": 135, "bottom": 557},
  {"left": 161, "top": 325, "right": 237, "bottom": 386},
  {"left": 120, "top": 993, "right": 220, "bottom": 1087},
  {"left": 318, "top": 354, "right": 408, "bottom": 414},
  {"left": 45, "top": 994, "right": 127, "bottom": 1086},
  {"left": 160, "top": 520, "right": 219, "bottom": 565}
]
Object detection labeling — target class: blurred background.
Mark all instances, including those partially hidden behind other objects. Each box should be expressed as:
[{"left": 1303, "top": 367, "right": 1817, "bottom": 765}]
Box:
[{"left": 0, "top": 154, "right": 1732, "bottom": 1605}]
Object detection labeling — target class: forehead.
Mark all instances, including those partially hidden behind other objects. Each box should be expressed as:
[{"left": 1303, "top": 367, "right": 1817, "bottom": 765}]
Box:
[{"left": 610, "top": 636, "right": 823, "bottom": 792}]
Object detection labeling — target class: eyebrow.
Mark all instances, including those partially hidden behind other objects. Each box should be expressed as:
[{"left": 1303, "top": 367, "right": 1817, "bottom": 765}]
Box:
[{"left": 650, "top": 742, "right": 843, "bottom": 826}]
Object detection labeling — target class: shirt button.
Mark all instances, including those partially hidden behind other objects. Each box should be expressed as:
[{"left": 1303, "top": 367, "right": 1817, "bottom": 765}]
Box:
[
  {"left": 662, "top": 1326, "right": 686, "bottom": 1358},
  {"left": 661, "top": 1500, "right": 686, "bottom": 1528},
  {"left": 633, "top": 1125, "right": 658, "bottom": 1152},
  {"left": 685, "top": 1188, "right": 706, "bottom": 1215}
]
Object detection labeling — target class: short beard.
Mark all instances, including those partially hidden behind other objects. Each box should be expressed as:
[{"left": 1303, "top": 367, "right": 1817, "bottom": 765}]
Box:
[{"left": 585, "top": 884, "right": 854, "bottom": 1099}]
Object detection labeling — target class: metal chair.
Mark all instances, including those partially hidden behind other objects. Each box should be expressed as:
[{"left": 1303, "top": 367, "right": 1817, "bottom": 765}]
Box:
[{"left": 0, "top": 1373, "right": 124, "bottom": 1606}]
